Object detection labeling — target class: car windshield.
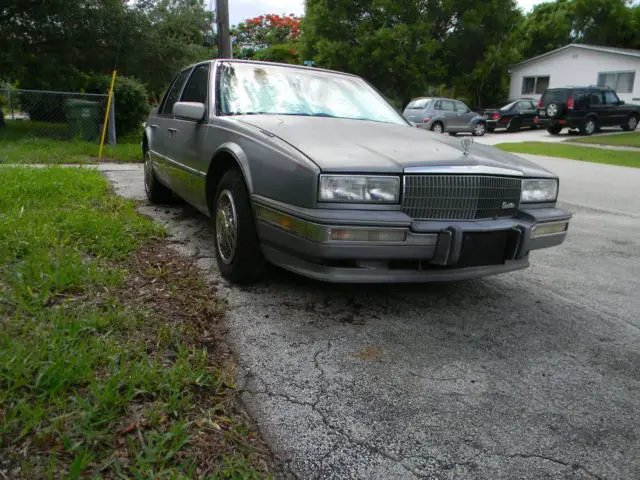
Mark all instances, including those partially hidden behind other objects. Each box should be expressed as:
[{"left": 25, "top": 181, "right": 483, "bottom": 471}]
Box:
[
  {"left": 218, "top": 62, "right": 407, "bottom": 125},
  {"left": 406, "top": 98, "right": 431, "bottom": 109}
]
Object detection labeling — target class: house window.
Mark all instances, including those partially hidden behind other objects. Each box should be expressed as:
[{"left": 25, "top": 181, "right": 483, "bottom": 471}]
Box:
[
  {"left": 597, "top": 71, "right": 636, "bottom": 93},
  {"left": 522, "top": 76, "right": 550, "bottom": 95}
]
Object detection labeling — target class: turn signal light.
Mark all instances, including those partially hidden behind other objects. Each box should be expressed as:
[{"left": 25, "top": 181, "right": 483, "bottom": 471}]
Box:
[
  {"left": 328, "top": 228, "right": 406, "bottom": 242},
  {"left": 531, "top": 222, "right": 568, "bottom": 238}
]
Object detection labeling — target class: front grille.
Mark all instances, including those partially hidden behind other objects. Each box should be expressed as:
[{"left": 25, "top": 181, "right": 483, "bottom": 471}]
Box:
[{"left": 402, "top": 175, "right": 522, "bottom": 220}]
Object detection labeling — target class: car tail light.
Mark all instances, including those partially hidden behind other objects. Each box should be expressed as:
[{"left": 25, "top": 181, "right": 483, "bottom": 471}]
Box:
[
  {"left": 490, "top": 113, "right": 501, "bottom": 120},
  {"left": 538, "top": 99, "right": 542, "bottom": 108},
  {"left": 567, "top": 97, "right": 574, "bottom": 110},
  {"left": 423, "top": 117, "right": 431, "bottom": 123}
]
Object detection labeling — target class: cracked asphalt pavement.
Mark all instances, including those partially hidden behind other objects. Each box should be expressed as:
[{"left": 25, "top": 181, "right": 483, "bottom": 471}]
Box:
[{"left": 101, "top": 154, "right": 640, "bottom": 480}]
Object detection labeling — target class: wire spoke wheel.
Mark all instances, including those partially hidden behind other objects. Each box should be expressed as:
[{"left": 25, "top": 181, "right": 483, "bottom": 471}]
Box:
[
  {"left": 216, "top": 190, "right": 238, "bottom": 265},
  {"left": 144, "top": 152, "right": 153, "bottom": 196}
]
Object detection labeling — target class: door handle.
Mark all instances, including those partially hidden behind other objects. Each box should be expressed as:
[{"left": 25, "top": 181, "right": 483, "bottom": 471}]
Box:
[
  {"left": 150, "top": 124, "right": 159, "bottom": 129},
  {"left": 167, "top": 128, "right": 178, "bottom": 135}
]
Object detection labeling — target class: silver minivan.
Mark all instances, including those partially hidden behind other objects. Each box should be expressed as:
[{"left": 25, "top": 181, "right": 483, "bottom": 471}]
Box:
[{"left": 402, "top": 97, "right": 487, "bottom": 136}]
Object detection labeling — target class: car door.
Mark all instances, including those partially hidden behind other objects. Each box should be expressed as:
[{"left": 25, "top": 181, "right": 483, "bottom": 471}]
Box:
[
  {"left": 151, "top": 67, "right": 193, "bottom": 189},
  {"left": 167, "top": 62, "right": 211, "bottom": 211},
  {"left": 587, "top": 90, "right": 610, "bottom": 126},
  {"left": 438, "top": 100, "right": 457, "bottom": 131},
  {"left": 603, "top": 90, "right": 625, "bottom": 126},
  {"left": 517, "top": 100, "right": 537, "bottom": 127},
  {"left": 454, "top": 101, "right": 476, "bottom": 131}
]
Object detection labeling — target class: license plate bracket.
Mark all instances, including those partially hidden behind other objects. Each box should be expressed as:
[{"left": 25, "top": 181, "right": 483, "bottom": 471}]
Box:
[{"left": 456, "top": 231, "right": 510, "bottom": 268}]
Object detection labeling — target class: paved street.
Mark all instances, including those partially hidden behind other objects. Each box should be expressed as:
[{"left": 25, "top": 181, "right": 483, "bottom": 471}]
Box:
[{"left": 102, "top": 155, "right": 640, "bottom": 480}]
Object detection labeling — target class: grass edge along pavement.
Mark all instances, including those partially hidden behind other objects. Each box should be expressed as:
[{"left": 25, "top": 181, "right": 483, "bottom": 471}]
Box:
[
  {"left": 0, "top": 167, "right": 273, "bottom": 479},
  {"left": 567, "top": 131, "right": 640, "bottom": 148},
  {"left": 495, "top": 141, "right": 640, "bottom": 168}
]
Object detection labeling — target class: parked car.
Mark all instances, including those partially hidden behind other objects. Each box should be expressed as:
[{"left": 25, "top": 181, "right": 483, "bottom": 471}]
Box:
[
  {"left": 481, "top": 98, "right": 539, "bottom": 132},
  {"left": 402, "top": 97, "right": 487, "bottom": 136},
  {"left": 538, "top": 85, "right": 640, "bottom": 135},
  {"left": 143, "top": 60, "right": 571, "bottom": 284}
]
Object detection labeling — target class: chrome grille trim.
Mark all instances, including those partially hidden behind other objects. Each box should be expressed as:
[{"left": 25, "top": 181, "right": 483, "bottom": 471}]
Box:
[{"left": 402, "top": 175, "right": 522, "bottom": 221}]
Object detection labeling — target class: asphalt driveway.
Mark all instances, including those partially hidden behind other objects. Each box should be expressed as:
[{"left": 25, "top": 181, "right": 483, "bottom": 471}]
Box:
[
  {"left": 102, "top": 155, "right": 639, "bottom": 480},
  {"left": 475, "top": 128, "right": 628, "bottom": 146}
]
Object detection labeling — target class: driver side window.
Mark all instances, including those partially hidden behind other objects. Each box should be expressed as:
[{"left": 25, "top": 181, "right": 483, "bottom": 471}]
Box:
[
  {"left": 604, "top": 90, "right": 620, "bottom": 105},
  {"left": 455, "top": 101, "right": 470, "bottom": 113},
  {"left": 160, "top": 68, "right": 193, "bottom": 116}
]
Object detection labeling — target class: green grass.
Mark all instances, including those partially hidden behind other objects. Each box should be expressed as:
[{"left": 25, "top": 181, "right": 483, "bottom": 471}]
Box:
[
  {"left": 0, "top": 121, "right": 142, "bottom": 164},
  {"left": 0, "top": 168, "right": 271, "bottom": 479},
  {"left": 495, "top": 142, "right": 640, "bottom": 168},
  {"left": 567, "top": 131, "right": 640, "bottom": 148}
]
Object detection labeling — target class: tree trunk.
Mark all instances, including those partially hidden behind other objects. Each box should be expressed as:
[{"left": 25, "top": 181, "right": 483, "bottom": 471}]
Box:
[{"left": 0, "top": 107, "right": 5, "bottom": 127}]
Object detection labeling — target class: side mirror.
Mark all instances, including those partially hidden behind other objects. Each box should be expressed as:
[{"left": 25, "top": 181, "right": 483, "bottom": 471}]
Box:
[
  {"left": 173, "top": 102, "right": 206, "bottom": 121},
  {"left": 618, "top": 100, "right": 625, "bottom": 105}
]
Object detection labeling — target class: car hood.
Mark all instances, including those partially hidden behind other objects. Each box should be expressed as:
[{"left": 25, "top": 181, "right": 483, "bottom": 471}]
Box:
[{"left": 236, "top": 116, "right": 556, "bottom": 177}]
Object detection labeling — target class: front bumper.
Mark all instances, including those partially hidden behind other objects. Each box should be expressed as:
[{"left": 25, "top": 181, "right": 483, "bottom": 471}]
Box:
[{"left": 253, "top": 198, "right": 571, "bottom": 283}]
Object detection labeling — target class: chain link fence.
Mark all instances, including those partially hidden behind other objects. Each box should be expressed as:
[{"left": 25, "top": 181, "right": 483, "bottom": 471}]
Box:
[{"left": 0, "top": 88, "right": 116, "bottom": 144}]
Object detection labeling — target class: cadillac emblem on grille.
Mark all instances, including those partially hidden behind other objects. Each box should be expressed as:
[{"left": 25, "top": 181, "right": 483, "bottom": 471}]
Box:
[{"left": 402, "top": 175, "right": 522, "bottom": 220}]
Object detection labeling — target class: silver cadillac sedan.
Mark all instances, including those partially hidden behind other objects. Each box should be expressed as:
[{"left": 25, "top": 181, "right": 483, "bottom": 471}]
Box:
[{"left": 143, "top": 59, "right": 571, "bottom": 284}]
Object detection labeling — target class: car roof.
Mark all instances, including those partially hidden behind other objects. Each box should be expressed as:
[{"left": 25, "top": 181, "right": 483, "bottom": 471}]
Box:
[
  {"left": 208, "top": 58, "right": 361, "bottom": 79},
  {"left": 546, "top": 85, "right": 612, "bottom": 91}
]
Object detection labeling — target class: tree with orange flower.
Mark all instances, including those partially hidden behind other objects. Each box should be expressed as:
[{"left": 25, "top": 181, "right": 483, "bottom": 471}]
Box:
[{"left": 232, "top": 13, "right": 301, "bottom": 64}]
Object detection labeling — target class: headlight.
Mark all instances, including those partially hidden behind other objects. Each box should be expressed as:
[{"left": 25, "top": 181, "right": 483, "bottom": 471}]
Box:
[
  {"left": 318, "top": 175, "right": 400, "bottom": 203},
  {"left": 521, "top": 178, "right": 558, "bottom": 203}
]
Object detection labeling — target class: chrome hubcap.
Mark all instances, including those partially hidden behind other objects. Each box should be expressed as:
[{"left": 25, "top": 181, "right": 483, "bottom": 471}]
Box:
[
  {"left": 629, "top": 117, "right": 638, "bottom": 130},
  {"left": 216, "top": 190, "right": 238, "bottom": 265},
  {"left": 586, "top": 120, "right": 595, "bottom": 134},
  {"left": 475, "top": 123, "right": 485, "bottom": 135},
  {"left": 434, "top": 124, "right": 442, "bottom": 134},
  {"left": 548, "top": 104, "right": 558, "bottom": 117},
  {"left": 144, "top": 152, "right": 153, "bottom": 196}
]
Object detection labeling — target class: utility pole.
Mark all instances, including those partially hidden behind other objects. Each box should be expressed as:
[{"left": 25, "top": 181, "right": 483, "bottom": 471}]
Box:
[{"left": 215, "top": 0, "right": 232, "bottom": 58}]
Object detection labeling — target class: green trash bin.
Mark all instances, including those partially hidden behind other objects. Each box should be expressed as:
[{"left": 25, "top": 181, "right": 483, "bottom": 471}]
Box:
[{"left": 64, "top": 99, "right": 100, "bottom": 142}]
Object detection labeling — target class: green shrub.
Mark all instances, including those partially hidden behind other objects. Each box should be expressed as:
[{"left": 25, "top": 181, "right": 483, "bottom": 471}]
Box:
[{"left": 83, "top": 74, "right": 150, "bottom": 137}]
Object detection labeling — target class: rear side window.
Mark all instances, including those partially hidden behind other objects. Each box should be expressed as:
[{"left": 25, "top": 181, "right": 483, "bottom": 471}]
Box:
[
  {"left": 541, "top": 89, "right": 568, "bottom": 105},
  {"left": 439, "top": 100, "right": 455, "bottom": 112},
  {"left": 589, "top": 91, "right": 604, "bottom": 105},
  {"left": 160, "top": 68, "right": 193, "bottom": 115},
  {"left": 406, "top": 99, "right": 430, "bottom": 109}
]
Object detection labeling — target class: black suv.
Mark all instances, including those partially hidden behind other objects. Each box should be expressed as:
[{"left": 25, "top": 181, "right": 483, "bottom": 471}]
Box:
[{"left": 537, "top": 86, "right": 640, "bottom": 135}]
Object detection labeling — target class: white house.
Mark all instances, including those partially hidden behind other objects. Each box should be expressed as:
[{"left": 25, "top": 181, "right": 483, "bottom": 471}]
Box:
[{"left": 509, "top": 44, "right": 640, "bottom": 103}]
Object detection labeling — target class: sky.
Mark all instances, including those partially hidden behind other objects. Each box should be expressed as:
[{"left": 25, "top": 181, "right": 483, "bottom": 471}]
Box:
[{"left": 229, "top": 0, "right": 549, "bottom": 26}]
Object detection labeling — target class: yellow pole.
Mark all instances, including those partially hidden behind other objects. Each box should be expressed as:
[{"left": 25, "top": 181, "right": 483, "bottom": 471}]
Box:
[{"left": 98, "top": 70, "right": 117, "bottom": 160}]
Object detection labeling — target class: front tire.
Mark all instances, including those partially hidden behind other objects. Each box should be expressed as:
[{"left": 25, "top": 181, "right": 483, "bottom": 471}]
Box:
[
  {"left": 144, "top": 151, "right": 173, "bottom": 204},
  {"left": 622, "top": 114, "right": 638, "bottom": 131},
  {"left": 213, "top": 169, "right": 266, "bottom": 284},
  {"left": 472, "top": 122, "right": 486, "bottom": 136},
  {"left": 507, "top": 118, "right": 521, "bottom": 133},
  {"left": 431, "top": 122, "right": 444, "bottom": 134}
]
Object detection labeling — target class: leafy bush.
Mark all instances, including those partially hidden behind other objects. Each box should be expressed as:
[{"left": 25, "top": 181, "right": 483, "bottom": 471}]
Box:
[
  {"left": 83, "top": 74, "right": 150, "bottom": 137},
  {"left": 252, "top": 44, "right": 301, "bottom": 64}
]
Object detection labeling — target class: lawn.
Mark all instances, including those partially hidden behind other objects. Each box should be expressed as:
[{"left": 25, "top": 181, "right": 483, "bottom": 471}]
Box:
[
  {"left": 567, "top": 131, "right": 640, "bottom": 148},
  {"left": 0, "top": 168, "right": 271, "bottom": 478},
  {"left": 0, "top": 121, "right": 141, "bottom": 164},
  {"left": 495, "top": 142, "right": 640, "bottom": 168}
]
